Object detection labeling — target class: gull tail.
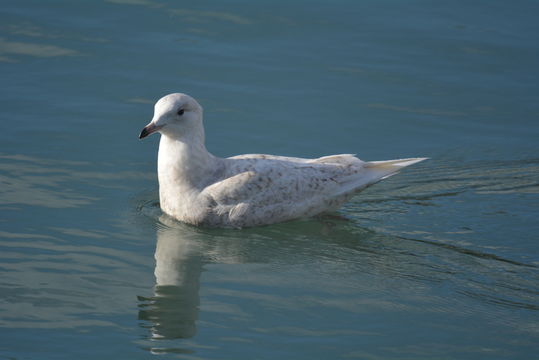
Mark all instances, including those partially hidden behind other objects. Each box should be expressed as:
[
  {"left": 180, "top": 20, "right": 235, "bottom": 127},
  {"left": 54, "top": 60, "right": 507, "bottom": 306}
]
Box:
[
  {"left": 332, "top": 157, "right": 428, "bottom": 198},
  {"left": 364, "top": 157, "right": 428, "bottom": 181}
]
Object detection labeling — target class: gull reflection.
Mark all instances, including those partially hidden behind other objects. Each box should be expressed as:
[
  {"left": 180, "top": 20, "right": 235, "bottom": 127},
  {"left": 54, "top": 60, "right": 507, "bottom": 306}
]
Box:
[
  {"left": 136, "top": 211, "right": 352, "bottom": 343},
  {"left": 138, "top": 217, "right": 204, "bottom": 339}
]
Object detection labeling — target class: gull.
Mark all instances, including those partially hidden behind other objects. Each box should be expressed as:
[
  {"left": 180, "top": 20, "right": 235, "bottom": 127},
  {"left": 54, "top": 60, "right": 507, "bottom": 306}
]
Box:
[{"left": 139, "top": 93, "right": 427, "bottom": 228}]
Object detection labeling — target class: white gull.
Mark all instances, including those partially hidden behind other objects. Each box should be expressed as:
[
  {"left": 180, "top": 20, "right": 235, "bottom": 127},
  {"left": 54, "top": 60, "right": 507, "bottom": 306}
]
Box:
[{"left": 139, "top": 93, "right": 427, "bottom": 228}]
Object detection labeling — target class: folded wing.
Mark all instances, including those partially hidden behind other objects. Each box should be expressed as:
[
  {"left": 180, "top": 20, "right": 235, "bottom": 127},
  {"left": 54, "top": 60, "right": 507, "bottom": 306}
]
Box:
[{"left": 201, "top": 155, "right": 427, "bottom": 227}]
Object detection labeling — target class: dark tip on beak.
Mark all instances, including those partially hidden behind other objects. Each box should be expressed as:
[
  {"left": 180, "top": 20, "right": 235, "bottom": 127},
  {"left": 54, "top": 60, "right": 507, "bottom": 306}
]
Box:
[
  {"left": 139, "top": 123, "right": 162, "bottom": 139},
  {"left": 139, "top": 126, "right": 150, "bottom": 139}
]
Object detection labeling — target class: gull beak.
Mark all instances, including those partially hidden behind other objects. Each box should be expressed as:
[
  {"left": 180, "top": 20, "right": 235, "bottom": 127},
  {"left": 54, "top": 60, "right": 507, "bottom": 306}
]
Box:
[{"left": 139, "top": 123, "right": 163, "bottom": 139}]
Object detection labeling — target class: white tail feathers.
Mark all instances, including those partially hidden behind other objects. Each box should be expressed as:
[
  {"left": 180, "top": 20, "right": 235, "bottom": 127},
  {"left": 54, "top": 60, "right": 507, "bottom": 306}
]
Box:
[
  {"left": 364, "top": 157, "right": 428, "bottom": 181},
  {"left": 332, "top": 157, "right": 427, "bottom": 198},
  {"left": 366, "top": 157, "right": 428, "bottom": 169}
]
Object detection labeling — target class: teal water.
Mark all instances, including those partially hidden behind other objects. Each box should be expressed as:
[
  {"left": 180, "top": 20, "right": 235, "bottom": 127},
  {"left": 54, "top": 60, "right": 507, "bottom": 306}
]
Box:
[{"left": 1, "top": 1, "right": 539, "bottom": 359}]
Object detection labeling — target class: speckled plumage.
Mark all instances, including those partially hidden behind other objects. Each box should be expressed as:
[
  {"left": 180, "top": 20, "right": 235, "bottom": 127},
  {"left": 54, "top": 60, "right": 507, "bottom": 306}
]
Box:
[{"left": 140, "top": 93, "right": 427, "bottom": 228}]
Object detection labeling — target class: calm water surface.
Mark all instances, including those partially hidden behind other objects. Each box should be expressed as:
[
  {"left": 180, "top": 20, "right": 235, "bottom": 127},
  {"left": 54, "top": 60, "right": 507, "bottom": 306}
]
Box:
[{"left": 1, "top": 1, "right": 538, "bottom": 359}]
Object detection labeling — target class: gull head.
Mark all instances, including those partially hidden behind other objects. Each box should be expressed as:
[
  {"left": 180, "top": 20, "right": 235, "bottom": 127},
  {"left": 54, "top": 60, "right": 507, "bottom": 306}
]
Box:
[{"left": 139, "top": 93, "right": 203, "bottom": 139}]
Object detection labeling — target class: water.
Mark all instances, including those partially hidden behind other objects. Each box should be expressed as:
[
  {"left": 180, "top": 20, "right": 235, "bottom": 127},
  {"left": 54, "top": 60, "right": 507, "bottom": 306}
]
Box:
[{"left": 1, "top": 0, "right": 538, "bottom": 358}]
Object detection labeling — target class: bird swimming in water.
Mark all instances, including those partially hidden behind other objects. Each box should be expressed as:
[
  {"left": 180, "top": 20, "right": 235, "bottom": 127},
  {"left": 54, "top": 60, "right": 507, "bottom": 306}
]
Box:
[{"left": 139, "top": 93, "right": 427, "bottom": 228}]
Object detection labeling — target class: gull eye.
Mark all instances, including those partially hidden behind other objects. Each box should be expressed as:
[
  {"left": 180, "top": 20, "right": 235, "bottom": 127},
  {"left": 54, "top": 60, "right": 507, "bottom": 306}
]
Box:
[{"left": 177, "top": 109, "right": 185, "bottom": 116}]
